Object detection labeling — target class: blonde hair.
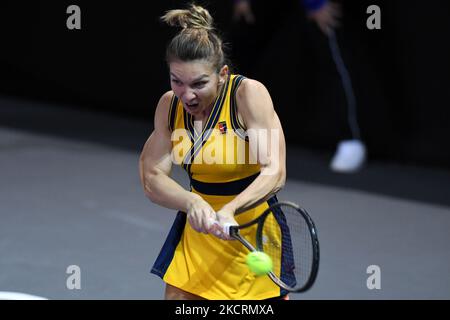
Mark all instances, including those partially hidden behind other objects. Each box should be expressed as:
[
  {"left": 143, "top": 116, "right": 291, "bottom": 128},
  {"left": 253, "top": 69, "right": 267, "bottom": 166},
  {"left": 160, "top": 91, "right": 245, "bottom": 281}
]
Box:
[{"left": 161, "top": 4, "right": 226, "bottom": 72}]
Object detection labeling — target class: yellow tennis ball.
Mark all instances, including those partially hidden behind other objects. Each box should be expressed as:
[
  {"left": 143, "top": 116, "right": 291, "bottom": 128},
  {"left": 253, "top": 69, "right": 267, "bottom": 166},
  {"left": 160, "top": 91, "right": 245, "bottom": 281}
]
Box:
[{"left": 246, "top": 251, "right": 272, "bottom": 276}]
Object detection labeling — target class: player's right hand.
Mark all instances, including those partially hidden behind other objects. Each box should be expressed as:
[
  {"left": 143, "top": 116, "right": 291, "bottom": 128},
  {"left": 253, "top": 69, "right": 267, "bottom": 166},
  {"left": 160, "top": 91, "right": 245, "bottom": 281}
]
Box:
[{"left": 186, "top": 197, "right": 216, "bottom": 234}]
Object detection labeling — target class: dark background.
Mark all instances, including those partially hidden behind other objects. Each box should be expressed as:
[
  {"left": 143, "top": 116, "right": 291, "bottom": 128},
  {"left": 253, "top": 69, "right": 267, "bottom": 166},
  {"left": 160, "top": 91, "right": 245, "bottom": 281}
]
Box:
[{"left": 1, "top": 0, "right": 449, "bottom": 169}]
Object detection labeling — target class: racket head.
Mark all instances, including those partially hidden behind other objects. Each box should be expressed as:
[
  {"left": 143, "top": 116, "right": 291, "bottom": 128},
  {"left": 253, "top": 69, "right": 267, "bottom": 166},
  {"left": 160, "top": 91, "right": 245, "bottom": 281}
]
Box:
[{"left": 255, "top": 201, "right": 320, "bottom": 293}]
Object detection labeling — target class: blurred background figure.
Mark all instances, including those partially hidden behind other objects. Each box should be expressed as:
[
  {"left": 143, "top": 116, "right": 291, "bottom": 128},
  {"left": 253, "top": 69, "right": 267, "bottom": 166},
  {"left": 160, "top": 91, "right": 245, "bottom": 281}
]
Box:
[
  {"left": 233, "top": 0, "right": 341, "bottom": 35},
  {"left": 232, "top": 0, "right": 366, "bottom": 173}
]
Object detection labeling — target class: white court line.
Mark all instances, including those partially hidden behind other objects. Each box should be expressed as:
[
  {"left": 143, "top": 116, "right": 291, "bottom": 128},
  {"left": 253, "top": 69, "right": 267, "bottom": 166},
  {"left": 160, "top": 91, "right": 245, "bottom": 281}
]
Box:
[{"left": 0, "top": 291, "right": 48, "bottom": 300}]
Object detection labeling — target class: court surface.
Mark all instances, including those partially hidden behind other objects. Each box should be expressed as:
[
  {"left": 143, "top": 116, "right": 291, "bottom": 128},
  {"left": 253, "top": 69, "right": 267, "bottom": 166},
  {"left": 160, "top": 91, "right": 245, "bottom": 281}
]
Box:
[{"left": 1, "top": 96, "right": 450, "bottom": 299}]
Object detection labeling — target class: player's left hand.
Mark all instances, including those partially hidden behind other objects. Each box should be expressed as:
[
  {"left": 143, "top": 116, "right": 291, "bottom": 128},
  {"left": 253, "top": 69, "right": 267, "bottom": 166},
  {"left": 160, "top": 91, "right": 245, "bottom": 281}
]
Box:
[{"left": 209, "top": 207, "right": 238, "bottom": 240}]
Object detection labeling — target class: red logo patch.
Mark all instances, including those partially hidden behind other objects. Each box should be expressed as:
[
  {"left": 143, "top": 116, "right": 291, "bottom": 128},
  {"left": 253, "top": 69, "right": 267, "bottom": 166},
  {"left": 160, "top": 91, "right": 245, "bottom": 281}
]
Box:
[{"left": 218, "top": 121, "right": 227, "bottom": 134}]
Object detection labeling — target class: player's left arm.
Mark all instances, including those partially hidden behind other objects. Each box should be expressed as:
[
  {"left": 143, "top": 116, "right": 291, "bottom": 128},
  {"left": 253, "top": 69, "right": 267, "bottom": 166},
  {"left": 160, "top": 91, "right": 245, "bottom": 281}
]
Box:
[{"left": 218, "top": 79, "right": 287, "bottom": 218}]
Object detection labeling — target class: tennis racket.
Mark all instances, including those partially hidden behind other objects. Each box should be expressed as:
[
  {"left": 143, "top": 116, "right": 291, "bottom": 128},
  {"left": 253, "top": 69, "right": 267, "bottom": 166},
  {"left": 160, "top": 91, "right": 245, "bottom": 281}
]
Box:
[{"left": 217, "top": 201, "right": 320, "bottom": 293}]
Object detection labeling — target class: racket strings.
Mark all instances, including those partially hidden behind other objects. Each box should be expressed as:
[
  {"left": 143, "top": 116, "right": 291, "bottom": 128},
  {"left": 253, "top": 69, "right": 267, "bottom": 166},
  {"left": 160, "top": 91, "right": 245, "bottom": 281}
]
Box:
[{"left": 261, "top": 205, "right": 314, "bottom": 290}]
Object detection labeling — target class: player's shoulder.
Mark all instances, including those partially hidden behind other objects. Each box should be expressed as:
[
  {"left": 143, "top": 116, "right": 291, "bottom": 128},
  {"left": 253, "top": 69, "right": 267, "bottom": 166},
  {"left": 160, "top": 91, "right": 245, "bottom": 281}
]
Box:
[
  {"left": 233, "top": 76, "right": 276, "bottom": 125},
  {"left": 158, "top": 90, "right": 174, "bottom": 108},
  {"left": 155, "top": 91, "right": 174, "bottom": 114},
  {"left": 236, "top": 77, "right": 269, "bottom": 100},
  {"left": 153, "top": 91, "right": 175, "bottom": 128}
]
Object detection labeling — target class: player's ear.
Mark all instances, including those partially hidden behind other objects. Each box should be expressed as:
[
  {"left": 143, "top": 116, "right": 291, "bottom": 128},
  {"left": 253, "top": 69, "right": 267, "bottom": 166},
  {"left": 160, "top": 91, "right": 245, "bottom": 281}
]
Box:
[{"left": 219, "top": 65, "right": 229, "bottom": 83}]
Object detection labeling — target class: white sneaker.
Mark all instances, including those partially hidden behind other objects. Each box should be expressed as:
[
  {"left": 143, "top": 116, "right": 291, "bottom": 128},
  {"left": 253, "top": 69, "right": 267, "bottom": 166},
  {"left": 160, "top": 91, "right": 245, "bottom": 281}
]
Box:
[{"left": 330, "top": 139, "right": 367, "bottom": 173}]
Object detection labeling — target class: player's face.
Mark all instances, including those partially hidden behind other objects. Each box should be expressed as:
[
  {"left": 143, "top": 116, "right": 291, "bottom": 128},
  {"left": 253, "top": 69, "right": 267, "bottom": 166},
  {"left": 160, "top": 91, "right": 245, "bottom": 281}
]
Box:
[{"left": 169, "top": 59, "right": 228, "bottom": 117}]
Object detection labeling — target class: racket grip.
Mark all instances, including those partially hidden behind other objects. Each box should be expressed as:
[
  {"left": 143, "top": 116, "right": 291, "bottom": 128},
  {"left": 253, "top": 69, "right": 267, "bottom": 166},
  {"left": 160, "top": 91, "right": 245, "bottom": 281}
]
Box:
[{"left": 222, "top": 222, "right": 233, "bottom": 236}]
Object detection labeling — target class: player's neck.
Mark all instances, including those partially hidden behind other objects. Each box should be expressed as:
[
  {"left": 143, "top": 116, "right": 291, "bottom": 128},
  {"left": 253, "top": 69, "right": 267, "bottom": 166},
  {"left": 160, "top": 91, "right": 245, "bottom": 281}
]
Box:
[
  {"left": 194, "top": 102, "right": 214, "bottom": 128},
  {"left": 194, "top": 82, "right": 223, "bottom": 128}
]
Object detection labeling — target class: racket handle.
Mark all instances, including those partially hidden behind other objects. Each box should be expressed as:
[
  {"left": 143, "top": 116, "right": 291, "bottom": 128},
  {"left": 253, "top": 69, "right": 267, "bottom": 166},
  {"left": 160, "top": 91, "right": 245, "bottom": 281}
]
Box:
[{"left": 222, "top": 222, "right": 233, "bottom": 236}]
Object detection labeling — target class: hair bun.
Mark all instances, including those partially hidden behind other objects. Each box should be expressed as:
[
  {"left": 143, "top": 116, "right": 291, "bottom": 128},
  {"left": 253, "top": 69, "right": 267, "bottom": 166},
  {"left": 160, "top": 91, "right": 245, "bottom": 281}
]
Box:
[{"left": 161, "top": 4, "right": 214, "bottom": 31}]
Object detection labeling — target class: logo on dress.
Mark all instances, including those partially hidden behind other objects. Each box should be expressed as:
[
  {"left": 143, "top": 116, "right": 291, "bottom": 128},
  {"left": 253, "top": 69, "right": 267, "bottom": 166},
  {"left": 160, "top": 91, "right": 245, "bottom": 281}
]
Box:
[{"left": 218, "top": 121, "right": 227, "bottom": 134}]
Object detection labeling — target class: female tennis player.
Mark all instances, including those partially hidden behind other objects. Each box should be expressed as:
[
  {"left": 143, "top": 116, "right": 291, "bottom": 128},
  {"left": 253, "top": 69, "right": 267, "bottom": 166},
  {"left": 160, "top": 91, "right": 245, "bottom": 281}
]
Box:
[{"left": 139, "top": 4, "right": 287, "bottom": 300}]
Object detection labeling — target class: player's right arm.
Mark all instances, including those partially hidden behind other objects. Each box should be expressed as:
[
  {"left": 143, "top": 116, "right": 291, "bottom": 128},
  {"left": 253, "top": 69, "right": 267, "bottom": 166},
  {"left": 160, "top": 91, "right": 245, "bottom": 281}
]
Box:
[{"left": 139, "top": 91, "right": 215, "bottom": 234}]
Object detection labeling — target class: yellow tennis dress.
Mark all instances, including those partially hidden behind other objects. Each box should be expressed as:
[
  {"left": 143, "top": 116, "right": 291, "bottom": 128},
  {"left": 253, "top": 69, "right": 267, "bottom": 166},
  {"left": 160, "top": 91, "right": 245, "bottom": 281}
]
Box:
[{"left": 151, "top": 74, "right": 288, "bottom": 300}]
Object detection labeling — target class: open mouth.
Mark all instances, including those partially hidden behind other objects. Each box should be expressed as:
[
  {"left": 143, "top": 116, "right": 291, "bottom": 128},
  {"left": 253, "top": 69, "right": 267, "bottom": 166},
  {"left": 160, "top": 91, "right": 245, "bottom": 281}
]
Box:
[{"left": 186, "top": 102, "right": 199, "bottom": 109}]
